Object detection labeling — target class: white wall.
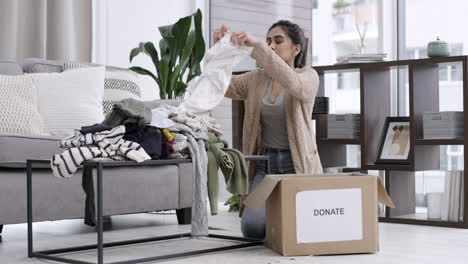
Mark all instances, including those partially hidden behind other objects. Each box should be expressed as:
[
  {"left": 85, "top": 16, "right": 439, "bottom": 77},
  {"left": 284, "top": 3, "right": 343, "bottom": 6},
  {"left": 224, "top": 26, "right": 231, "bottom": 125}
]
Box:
[
  {"left": 93, "top": 0, "right": 233, "bottom": 205},
  {"left": 93, "top": 0, "right": 208, "bottom": 100}
]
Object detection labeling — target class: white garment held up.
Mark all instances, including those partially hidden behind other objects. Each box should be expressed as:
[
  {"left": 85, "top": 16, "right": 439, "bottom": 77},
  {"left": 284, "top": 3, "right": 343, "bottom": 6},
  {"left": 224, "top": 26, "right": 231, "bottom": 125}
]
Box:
[{"left": 177, "top": 33, "right": 250, "bottom": 114}]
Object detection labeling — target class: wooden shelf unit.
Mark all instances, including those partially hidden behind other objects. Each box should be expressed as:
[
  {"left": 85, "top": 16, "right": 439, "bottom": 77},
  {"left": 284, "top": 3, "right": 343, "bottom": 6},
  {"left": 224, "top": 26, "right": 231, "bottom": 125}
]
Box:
[
  {"left": 415, "top": 139, "right": 464, "bottom": 145},
  {"left": 314, "top": 56, "right": 468, "bottom": 228},
  {"left": 316, "top": 138, "right": 361, "bottom": 145}
]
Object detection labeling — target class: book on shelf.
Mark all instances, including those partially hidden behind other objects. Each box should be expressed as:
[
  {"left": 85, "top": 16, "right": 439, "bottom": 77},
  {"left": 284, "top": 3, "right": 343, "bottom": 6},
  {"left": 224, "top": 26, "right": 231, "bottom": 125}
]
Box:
[
  {"left": 336, "top": 53, "right": 387, "bottom": 64},
  {"left": 460, "top": 174, "right": 465, "bottom": 222},
  {"left": 459, "top": 173, "right": 464, "bottom": 222}
]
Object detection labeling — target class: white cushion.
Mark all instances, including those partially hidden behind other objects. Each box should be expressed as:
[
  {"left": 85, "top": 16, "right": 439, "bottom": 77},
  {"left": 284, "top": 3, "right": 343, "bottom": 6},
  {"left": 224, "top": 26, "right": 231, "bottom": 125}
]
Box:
[
  {"left": 0, "top": 75, "right": 47, "bottom": 135},
  {"left": 63, "top": 61, "right": 141, "bottom": 115},
  {"left": 30, "top": 67, "right": 105, "bottom": 137}
]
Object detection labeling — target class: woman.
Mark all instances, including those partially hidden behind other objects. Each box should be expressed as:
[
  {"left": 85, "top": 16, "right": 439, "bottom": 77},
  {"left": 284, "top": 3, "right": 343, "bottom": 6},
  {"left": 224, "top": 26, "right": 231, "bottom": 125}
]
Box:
[{"left": 214, "top": 20, "right": 323, "bottom": 239}]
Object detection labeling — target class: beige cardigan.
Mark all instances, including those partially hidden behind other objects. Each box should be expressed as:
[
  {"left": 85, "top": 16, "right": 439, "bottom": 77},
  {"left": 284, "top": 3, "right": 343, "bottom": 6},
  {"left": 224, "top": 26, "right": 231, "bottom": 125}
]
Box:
[{"left": 225, "top": 41, "right": 323, "bottom": 178}]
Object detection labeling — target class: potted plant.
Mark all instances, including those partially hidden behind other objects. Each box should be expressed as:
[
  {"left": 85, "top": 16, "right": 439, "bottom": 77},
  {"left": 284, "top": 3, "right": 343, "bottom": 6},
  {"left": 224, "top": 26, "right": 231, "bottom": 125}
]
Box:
[
  {"left": 333, "top": 1, "right": 352, "bottom": 9},
  {"left": 129, "top": 9, "right": 205, "bottom": 100},
  {"left": 224, "top": 194, "right": 241, "bottom": 212},
  {"left": 332, "top": 0, "right": 352, "bottom": 16}
]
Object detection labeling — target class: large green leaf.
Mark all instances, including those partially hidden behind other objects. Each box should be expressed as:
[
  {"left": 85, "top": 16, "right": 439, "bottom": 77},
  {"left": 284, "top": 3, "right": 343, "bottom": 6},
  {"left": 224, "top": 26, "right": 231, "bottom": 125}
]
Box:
[
  {"left": 139, "top": 42, "right": 147, "bottom": 53},
  {"left": 187, "top": 64, "right": 201, "bottom": 83},
  {"left": 158, "top": 25, "right": 174, "bottom": 38},
  {"left": 192, "top": 9, "right": 205, "bottom": 69},
  {"left": 143, "top": 42, "right": 160, "bottom": 74},
  {"left": 159, "top": 39, "right": 170, "bottom": 62},
  {"left": 184, "top": 9, "right": 205, "bottom": 85},
  {"left": 174, "top": 80, "right": 187, "bottom": 99},
  {"left": 129, "top": 47, "right": 141, "bottom": 62},
  {"left": 129, "top": 42, "right": 149, "bottom": 62},
  {"left": 178, "top": 31, "right": 197, "bottom": 81},
  {"left": 159, "top": 60, "right": 170, "bottom": 99},
  {"left": 169, "top": 31, "right": 196, "bottom": 95},
  {"left": 129, "top": 66, "right": 160, "bottom": 88},
  {"left": 179, "top": 52, "right": 192, "bottom": 81},
  {"left": 177, "top": 32, "right": 195, "bottom": 78},
  {"left": 166, "top": 37, "right": 177, "bottom": 70},
  {"left": 171, "top": 15, "right": 192, "bottom": 60},
  {"left": 163, "top": 13, "right": 194, "bottom": 96}
]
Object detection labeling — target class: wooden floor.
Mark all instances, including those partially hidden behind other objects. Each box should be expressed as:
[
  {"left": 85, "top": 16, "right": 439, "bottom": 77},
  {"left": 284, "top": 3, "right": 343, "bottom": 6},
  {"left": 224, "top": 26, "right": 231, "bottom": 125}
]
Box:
[{"left": 1, "top": 206, "right": 468, "bottom": 264}]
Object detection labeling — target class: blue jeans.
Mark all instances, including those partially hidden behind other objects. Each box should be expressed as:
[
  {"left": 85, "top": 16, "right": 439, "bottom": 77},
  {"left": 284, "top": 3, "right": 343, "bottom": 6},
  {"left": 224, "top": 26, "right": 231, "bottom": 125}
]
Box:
[{"left": 240, "top": 148, "right": 295, "bottom": 239}]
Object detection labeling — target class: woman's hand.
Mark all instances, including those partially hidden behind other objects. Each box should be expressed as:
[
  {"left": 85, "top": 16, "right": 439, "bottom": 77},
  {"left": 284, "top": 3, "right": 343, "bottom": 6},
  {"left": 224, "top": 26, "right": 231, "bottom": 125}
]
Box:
[
  {"left": 230, "top": 31, "right": 259, "bottom": 47},
  {"left": 213, "top": 25, "right": 229, "bottom": 44}
]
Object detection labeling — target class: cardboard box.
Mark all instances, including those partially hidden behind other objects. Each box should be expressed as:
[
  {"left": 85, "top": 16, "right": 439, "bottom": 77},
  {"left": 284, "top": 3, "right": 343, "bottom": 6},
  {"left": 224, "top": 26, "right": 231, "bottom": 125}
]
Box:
[{"left": 244, "top": 173, "right": 394, "bottom": 256}]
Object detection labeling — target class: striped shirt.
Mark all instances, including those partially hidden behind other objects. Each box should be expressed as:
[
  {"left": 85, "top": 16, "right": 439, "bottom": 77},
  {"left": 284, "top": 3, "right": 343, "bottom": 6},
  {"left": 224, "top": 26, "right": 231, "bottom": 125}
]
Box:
[{"left": 51, "top": 125, "right": 150, "bottom": 178}]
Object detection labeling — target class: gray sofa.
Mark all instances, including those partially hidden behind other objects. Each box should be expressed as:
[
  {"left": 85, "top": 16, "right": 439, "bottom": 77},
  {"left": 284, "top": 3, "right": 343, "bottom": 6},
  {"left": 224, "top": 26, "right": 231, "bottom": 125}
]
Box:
[{"left": 0, "top": 59, "right": 193, "bottom": 236}]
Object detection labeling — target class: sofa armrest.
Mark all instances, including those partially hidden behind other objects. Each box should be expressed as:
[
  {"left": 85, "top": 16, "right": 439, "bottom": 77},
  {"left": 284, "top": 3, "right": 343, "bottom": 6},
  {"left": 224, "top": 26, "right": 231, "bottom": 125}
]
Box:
[
  {"left": 0, "top": 60, "right": 23, "bottom": 75},
  {"left": 178, "top": 163, "right": 193, "bottom": 208}
]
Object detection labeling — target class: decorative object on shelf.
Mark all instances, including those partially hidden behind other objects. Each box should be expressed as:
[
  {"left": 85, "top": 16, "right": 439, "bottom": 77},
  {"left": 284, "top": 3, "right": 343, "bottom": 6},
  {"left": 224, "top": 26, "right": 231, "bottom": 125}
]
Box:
[
  {"left": 312, "top": 96, "right": 329, "bottom": 114},
  {"left": 423, "top": 111, "right": 464, "bottom": 139},
  {"left": 336, "top": 53, "right": 387, "bottom": 64},
  {"left": 427, "top": 37, "right": 450, "bottom": 58},
  {"left": 427, "top": 192, "right": 443, "bottom": 220},
  {"left": 442, "top": 170, "right": 464, "bottom": 222},
  {"left": 326, "top": 114, "right": 360, "bottom": 139},
  {"left": 129, "top": 9, "right": 205, "bottom": 99},
  {"left": 376, "top": 116, "right": 411, "bottom": 164},
  {"left": 356, "top": 22, "right": 368, "bottom": 54}
]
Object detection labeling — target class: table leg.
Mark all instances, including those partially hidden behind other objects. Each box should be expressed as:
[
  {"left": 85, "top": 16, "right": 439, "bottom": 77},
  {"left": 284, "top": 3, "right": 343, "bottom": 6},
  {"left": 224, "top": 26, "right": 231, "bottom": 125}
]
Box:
[
  {"left": 96, "top": 163, "right": 104, "bottom": 264},
  {"left": 27, "top": 160, "right": 33, "bottom": 258}
]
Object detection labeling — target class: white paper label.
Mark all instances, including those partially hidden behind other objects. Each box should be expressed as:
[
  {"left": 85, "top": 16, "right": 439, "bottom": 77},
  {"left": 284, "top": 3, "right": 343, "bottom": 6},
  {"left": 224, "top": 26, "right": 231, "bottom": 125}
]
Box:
[{"left": 296, "top": 188, "right": 363, "bottom": 243}]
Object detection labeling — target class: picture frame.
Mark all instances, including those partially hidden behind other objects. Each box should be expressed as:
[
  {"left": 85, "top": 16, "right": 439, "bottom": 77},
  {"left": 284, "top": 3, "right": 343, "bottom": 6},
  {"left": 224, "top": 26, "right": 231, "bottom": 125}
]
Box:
[{"left": 376, "top": 116, "right": 411, "bottom": 164}]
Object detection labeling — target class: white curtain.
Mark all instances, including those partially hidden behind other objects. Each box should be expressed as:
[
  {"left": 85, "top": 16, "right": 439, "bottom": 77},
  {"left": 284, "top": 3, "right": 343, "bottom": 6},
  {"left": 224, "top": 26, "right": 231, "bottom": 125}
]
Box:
[{"left": 0, "top": 0, "right": 92, "bottom": 62}]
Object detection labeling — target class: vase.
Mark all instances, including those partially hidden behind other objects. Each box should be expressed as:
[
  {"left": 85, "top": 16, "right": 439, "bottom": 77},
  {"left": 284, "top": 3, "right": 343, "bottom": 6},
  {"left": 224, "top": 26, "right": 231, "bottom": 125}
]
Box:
[{"left": 427, "top": 37, "right": 450, "bottom": 58}]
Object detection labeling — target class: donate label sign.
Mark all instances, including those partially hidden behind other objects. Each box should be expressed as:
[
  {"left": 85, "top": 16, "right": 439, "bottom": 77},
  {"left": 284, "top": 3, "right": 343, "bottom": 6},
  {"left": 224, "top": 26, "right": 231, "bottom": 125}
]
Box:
[{"left": 296, "top": 188, "right": 363, "bottom": 243}]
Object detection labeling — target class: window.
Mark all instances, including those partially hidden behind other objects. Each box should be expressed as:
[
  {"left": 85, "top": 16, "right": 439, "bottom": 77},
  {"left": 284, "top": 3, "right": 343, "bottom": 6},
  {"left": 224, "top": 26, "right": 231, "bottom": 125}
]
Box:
[
  {"left": 399, "top": 1, "right": 466, "bottom": 114},
  {"left": 418, "top": 47, "right": 427, "bottom": 59},
  {"left": 446, "top": 145, "right": 464, "bottom": 170},
  {"left": 337, "top": 72, "right": 344, "bottom": 90},
  {"left": 334, "top": 15, "right": 346, "bottom": 32},
  {"left": 450, "top": 65, "right": 462, "bottom": 81},
  {"left": 313, "top": 0, "right": 380, "bottom": 66},
  {"left": 405, "top": 48, "right": 415, "bottom": 59},
  {"left": 400, "top": 1, "right": 466, "bottom": 111},
  {"left": 439, "top": 67, "right": 448, "bottom": 81},
  {"left": 450, "top": 44, "right": 463, "bottom": 56}
]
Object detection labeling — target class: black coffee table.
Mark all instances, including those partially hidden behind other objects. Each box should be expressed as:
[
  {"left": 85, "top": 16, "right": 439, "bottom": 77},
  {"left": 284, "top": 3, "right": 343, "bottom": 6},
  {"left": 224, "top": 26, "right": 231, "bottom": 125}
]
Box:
[{"left": 27, "top": 155, "right": 270, "bottom": 264}]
